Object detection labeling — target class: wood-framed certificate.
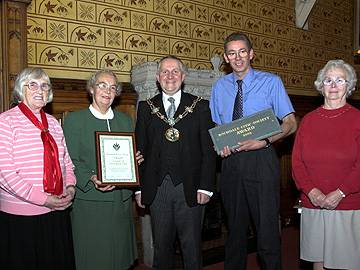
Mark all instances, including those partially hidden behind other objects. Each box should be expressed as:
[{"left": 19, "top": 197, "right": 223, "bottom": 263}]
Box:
[{"left": 95, "top": 131, "right": 139, "bottom": 186}]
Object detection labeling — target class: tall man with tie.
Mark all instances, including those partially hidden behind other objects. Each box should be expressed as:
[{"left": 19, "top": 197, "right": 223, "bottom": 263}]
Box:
[
  {"left": 135, "top": 55, "right": 216, "bottom": 270},
  {"left": 210, "top": 32, "right": 297, "bottom": 270}
]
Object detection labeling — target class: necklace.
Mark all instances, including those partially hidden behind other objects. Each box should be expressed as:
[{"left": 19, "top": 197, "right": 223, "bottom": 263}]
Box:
[
  {"left": 316, "top": 104, "right": 350, "bottom": 119},
  {"left": 146, "top": 96, "right": 202, "bottom": 142}
]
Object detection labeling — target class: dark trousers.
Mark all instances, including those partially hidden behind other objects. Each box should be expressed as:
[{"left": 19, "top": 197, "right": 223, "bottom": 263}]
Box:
[
  {"left": 221, "top": 147, "right": 281, "bottom": 270},
  {"left": 150, "top": 175, "right": 204, "bottom": 270}
]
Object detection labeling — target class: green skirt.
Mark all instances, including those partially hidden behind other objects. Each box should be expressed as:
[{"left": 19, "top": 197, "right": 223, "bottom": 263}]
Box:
[{"left": 71, "top": 197, "right": 137, "bottom": 270}]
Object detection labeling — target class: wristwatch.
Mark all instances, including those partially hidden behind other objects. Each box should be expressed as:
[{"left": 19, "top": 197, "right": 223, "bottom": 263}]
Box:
[{"left": 262, "top": 138, "right": 271, "bottom": 148}]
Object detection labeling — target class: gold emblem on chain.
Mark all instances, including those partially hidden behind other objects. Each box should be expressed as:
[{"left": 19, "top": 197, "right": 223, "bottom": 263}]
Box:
[
  {"left": 146, "top": 96, "right": 202, "bottom": 142},
  {"left": 165, "top": 127, "right": 180, "bottom": 142}
]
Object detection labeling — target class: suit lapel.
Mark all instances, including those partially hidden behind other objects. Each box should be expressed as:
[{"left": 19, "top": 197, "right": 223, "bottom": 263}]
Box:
[
  {"left": 174, "top": 92, "right": 191, "bottom": 119},
  {"left": 174, "top": 93, "right": 194, "bottom": 151},
  {"left": 152, "top": 94, "right": 166, "bottom": 116}
]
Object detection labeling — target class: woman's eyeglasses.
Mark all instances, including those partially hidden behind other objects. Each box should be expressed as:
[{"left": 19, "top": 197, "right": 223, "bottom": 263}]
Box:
[
  {"left": 25, "top": 81, "right": 51, "bottom": 92},
  {"left": 96, "top": 82, "right": 117, "bottom": 92},
  {"left": 323, "top": 78, "right": 348, "bottom": 86}
]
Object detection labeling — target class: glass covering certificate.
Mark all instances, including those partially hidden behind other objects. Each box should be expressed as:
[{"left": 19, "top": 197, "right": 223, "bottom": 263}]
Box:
[{"left": 95, "top": 132, "right": 139, "bottom": 186}]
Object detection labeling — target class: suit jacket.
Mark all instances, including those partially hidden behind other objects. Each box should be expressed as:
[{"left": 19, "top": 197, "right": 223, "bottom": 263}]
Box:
[{"left": 135, "top": 92, "right": 216, "bottom": 207}]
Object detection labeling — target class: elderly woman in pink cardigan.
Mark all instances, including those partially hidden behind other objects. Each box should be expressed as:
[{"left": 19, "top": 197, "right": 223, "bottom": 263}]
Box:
[{"left": 0, "top": 67, "right": 76, "bottom": 270}]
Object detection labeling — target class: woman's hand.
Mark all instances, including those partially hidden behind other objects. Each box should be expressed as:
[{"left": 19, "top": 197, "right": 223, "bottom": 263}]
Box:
[
  {"left": 44, "top": 195, "right": 72, "bottom": 211},
  {"left": 62, "top": 185, "right": 75, "bottom": 200},
  {"left": 322, "top": 189, "right": 343, "bottom": 210},
  {"left": 136, "top": 151, "right": 144, "bottom": 165},
  {"left": 90, "top": 174, "right": 115, "bottom": 192},
  {"left": 307, "top": 188, "right": 326, "bottom": 207},
  {"left": 44, "top": 186, "right": 76, "bottom": 210}
]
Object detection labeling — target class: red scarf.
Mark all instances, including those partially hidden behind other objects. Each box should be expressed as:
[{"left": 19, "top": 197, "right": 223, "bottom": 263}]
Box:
[{"left": 18, "top": 102, "right": 63, "bottom": 195}]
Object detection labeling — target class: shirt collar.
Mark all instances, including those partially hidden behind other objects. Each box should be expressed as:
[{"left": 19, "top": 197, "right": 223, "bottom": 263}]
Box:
[
  {"left": 232, "top": 68, "right": 254, "bottom": 89},
  {"left": 89, "top": 104, "right": 114, "bottom": 120},
  {"left": 162, "top": 90, "right": 182, "bottom": 108}
]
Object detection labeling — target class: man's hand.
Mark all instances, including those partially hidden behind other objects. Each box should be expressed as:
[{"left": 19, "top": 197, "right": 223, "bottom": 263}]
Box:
[
  {"left": 220, "top": 146, "right": 232, "bottom": 157},
  {"left": 220, "top": 139, "right": 268, "bottom": 157},
  {"left": 235, "top": 139, "right": 267, "bottom": 152},
  {"left": 197, "top": 192, "right": 210, "bottom": 204},
  {"left": 135, "top": 193, "right": 145, "bottom": 208},
  {"left": 136, "top": 151, "right": 144, "bottom": 165}
]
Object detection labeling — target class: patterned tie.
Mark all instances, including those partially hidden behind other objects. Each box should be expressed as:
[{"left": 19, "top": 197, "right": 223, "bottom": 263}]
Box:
[
  {"left": 232, "top": 79, "right": 243, "bottom": 120},
  {"left": 167, "top": 97, "right": 176, "bottom": 119}
]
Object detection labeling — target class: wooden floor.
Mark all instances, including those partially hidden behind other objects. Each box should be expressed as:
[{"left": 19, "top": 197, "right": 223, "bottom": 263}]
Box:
[{"left": 134, "top": 226, "right": 312, "bottom": 270}]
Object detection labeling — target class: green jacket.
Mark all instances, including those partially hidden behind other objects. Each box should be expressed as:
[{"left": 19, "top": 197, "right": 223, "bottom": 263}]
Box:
[{"left": 64, "top": 108, "right": 133, "bottom": 201}]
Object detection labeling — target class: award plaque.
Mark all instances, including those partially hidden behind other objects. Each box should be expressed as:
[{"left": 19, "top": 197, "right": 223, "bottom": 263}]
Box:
[
  {"left": 95, "top": 132, "right": 139, "bottom": 186},
  {"left": 208, "top": 108, "right": 282, "bottom": 154}
]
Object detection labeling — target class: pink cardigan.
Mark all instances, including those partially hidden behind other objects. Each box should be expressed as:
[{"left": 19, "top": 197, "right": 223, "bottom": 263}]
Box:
[{"left": 0, "top": 106, "right": 76, "bottom": 215}]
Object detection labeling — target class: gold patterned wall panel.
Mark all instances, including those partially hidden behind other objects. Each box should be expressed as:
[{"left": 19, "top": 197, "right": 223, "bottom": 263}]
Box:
[
  {"left": 170, "top": 1, "right": 196, "bottom": 20},
  {"left": 27, "top": 0, "right": 359, "bottom": 98},
  {"left": 35, "top": 0, "right": 76, "bottom": 19},
  {"left": 148, "top": 15, "right": 176, "bottom": 36},
  {"left": 154, "top": 36, "right": 170, "bottom": 54},
  {"left": 77, "top": 1, "right": 96, "bottom": 23}
]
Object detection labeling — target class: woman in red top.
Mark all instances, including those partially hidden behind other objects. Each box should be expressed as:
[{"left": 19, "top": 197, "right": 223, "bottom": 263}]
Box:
[{"left": 292, "top": 59, "right": 360, "bottom": 270}]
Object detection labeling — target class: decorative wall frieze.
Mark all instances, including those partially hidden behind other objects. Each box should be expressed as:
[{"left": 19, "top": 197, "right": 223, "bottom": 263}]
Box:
[{"left": 24, "top": 0, "right": 358, "bottom": 98}]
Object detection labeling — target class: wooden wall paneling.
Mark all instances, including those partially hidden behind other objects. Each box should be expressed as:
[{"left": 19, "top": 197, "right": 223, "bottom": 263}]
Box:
[
  {"left": 279, "top": 94, "right": 327, "bottom": 225},
  {"left": 0, "top": 0, "right": 31, "bottom": 112},
  {"left": 47, "top": 79, "right": 138, "bottom": 123}
]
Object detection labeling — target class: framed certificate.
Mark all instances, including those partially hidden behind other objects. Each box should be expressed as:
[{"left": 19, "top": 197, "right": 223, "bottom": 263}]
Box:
[{"left": 95, "top": 131, "right": 139, "bottom": 186}]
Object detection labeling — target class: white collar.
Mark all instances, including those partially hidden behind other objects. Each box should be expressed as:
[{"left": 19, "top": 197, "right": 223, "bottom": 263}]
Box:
[
  {"left": 89, "top": 105, "right": 114, "bottom": 120},
  {"left": 162, "top": 90, "right": 182, "bottom": 109}
]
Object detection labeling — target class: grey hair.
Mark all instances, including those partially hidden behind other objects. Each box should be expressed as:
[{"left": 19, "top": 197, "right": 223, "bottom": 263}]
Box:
[
  {"left": 314, "top": 59, "right": 357, "bottom": 97},
  {"left": 156, "top": 55, "right": 188, "bottom": 74},
  {"left": 224, "top": 32, "right": 253, "bottom": 52},
  {"left": 12, "top": 67, "right": 53, "bottom": 104},
  {"left": 86, "top": 69, "right": 122, "bottom": 96}
]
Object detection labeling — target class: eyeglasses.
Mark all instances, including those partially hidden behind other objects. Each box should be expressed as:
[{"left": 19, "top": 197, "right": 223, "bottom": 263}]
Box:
[
  {"left": 226, "top": 49, "right": 249, "bottom": 59},
  {"left": 96, "top": 82, "right": 117, "bottom": 92},
  {"left": 25, "top": 81, "right": 51, "bottom": 92},
  {"left": 323, "top": 78, "right": 348, "bottom": 86},
  {"left": 159, "top": 69, "right": 182, "bottom": 77}
]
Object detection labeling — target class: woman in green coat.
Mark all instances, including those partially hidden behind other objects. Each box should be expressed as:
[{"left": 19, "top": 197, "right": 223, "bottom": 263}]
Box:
[{"left": 64, "top": 70, "right": 139, "bottom": 270}]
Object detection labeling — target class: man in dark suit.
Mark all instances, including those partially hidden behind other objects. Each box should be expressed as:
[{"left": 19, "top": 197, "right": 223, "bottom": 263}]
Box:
[{"left": 135, "top": 55, "right": 216, "bottom": 270}]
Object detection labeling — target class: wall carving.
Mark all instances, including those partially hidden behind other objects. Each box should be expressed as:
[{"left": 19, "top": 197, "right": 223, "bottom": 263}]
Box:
[
  {"left": 26, "top": 0, "right": 357, "bottom": 98},
  {"left": 131, "top": 55, "right": 223, "bottom": 101}
]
